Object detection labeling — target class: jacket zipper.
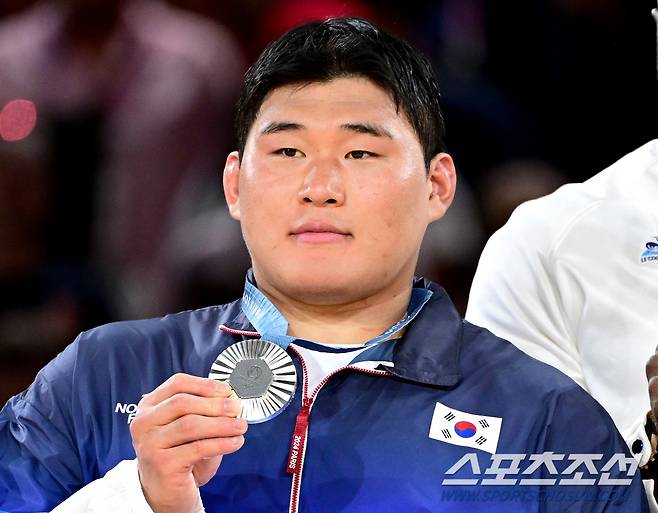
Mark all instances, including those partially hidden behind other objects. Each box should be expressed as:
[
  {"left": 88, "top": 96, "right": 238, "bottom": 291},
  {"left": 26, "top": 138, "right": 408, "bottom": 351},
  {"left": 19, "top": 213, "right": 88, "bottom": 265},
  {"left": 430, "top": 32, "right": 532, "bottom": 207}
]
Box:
[
  {"left": 286, "top": 345, "right": 390, "bottom": 513},
  {"left": 217, "top": 326, "right": 391, "bottom": 513},
  {"left": 218, "top": 324, "right": 260, "bottom": 338}
]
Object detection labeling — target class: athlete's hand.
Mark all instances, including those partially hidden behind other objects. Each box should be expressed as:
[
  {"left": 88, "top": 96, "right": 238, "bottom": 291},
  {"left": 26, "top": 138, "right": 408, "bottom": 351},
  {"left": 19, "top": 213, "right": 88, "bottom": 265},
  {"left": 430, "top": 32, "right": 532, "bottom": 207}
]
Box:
[
  {"left": 647, "top": 350, "right": 658, "bottom": 500},
  {"left": 647, "top": 350, "right": 658, "bottom": 430},
  {"left": 130, "top": 373, "right": 247, "bottom": 513}
]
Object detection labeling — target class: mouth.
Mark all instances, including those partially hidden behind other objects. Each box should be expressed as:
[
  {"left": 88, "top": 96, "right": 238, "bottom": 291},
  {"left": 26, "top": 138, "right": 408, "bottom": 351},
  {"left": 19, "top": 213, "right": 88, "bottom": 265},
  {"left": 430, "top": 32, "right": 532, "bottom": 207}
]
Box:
[{"left": 290, "top": 222, "right": 352, "bottom": 244}]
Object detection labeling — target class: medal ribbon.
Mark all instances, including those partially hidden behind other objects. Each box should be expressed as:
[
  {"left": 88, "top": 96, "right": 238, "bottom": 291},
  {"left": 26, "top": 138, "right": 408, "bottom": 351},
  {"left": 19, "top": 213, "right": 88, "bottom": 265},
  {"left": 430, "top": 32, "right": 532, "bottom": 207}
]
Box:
[{"left": 241, "top": 271, "right": 433, "bottom": 350}]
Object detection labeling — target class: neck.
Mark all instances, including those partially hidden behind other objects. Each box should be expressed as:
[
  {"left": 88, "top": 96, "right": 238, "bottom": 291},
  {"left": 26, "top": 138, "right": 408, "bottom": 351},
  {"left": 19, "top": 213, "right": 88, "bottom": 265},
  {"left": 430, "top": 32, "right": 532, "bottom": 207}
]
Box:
[{"left": 254, "top": 277, "right": 413, "bottom": 345}]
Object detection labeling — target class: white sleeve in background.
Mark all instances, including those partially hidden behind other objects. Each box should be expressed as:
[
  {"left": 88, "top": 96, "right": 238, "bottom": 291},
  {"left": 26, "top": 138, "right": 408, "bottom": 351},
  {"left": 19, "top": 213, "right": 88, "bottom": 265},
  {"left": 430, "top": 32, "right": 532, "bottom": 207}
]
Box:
[
  {"left": 467, "top": 142, "right": 658, "bottom": 477},
  {"left": 50, "top": 459, "right": 205, "bottom": 513},
  {"left": 467, "top": 196, "right": 655, "bottom": 468},
  {"left": 466, "top": 189, "right": 591, "bottom": 390}
]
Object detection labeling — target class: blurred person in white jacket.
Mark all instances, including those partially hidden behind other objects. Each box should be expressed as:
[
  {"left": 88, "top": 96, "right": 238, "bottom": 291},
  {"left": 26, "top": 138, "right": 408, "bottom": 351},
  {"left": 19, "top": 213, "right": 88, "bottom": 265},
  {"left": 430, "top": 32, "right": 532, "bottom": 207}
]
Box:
[
  {"left": 467, "top": 140, "right": 658, "bottom": 469},
  {"left": 467, "top": 4, "right": 658, "bottom": 508}
]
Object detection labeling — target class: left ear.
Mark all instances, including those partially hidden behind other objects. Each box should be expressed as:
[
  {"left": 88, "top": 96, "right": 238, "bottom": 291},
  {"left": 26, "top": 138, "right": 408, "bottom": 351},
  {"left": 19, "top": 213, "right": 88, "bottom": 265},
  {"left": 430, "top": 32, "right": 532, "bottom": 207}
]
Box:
[
  {"left": 223, "top": 151, "right": 241, "bottom": 221},
  {"left": 426, "top": 152, "right": 457, "bottom": 223}
]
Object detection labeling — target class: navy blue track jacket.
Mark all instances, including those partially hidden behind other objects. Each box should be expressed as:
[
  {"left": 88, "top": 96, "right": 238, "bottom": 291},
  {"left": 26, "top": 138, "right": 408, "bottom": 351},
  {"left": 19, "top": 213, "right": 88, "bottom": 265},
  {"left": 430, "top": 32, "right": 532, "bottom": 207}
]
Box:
[{"left": 0, "top": 277, "right": 649, "bottom": 512}]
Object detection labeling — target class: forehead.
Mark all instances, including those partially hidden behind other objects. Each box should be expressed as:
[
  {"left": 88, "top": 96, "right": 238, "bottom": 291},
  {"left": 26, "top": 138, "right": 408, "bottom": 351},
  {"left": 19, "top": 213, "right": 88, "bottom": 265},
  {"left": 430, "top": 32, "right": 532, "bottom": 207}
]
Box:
[{"left": 250, "top": 77, "right": 412, "bottom": 136}]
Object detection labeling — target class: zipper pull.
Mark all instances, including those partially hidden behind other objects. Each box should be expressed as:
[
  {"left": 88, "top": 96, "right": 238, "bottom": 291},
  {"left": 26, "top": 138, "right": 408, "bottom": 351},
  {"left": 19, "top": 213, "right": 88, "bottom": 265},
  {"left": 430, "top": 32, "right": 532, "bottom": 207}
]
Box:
[{"left": 287, "top": 400, "right": 311, "bottom": 474}]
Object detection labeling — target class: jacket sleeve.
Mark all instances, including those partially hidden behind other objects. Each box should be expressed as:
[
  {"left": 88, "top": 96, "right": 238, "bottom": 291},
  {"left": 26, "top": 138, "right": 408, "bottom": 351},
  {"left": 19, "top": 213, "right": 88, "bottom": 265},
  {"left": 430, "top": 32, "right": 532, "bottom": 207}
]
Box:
[
  {"left": 0, "top": 335, "right": 85, "bottom": 512},
  {"left": 540, "top": 384, "right": 650, "bottom": 513}
]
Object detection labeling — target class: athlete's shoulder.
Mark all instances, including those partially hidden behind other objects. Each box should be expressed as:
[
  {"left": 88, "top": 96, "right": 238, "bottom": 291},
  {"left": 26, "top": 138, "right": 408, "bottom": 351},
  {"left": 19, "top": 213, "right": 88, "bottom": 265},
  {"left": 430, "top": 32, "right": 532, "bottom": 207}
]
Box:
[
  {"left": 460, "top": 320, "right": 581, "bottom": 398},
  {"left": 75, "top": 299, "right": 242, "bottom": 357},
  {"left": 458, "top": 321, "right": 625, "bottom": 454}
]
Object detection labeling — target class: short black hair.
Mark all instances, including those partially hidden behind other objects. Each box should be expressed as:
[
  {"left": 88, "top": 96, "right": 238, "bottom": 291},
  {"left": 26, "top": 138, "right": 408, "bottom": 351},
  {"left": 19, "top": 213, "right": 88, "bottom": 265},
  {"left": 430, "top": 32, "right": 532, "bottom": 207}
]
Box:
[{"left": 234, "top": 17, "right": 446, "bottom": 169}]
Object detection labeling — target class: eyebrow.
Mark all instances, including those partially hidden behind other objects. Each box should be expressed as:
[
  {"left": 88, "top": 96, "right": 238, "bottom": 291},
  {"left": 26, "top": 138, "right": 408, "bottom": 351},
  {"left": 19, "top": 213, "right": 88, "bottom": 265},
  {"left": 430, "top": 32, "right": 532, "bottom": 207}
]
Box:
[
  {"left": 340, "top": 123, "right": 393, "bottom": 139},
  {"left": 259, "top": 121, "right": 393, "bottom": 139},
  {"left": 260, "top": 121, "right": 303, "bottom": 136}
]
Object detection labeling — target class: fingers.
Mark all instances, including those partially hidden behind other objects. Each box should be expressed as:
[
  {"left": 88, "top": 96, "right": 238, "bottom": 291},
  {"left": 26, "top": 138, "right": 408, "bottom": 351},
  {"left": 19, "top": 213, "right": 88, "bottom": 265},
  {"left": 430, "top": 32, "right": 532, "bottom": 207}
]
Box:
[
  {"left": 131, "top": 372, "right": 246, "bottom": 512},
  {"left": 646, "top": 352, "right": 658, "bottom": 419},
  {"left": 136, "top": 427, "right": 245, "bottom": 480},
  {"left": 648, "top": 349, "right": 658, "bottom": 377},
  {"left": 649, "top": 377, "right": 658, "bottom": 416},
  {"left": 156, "top": 415, "right": 248, "bottom": 448},
  {"left": 646, "top": 352, "right": 658, "bottom": 386},
  {"left": 167, "top": 433, "right": 246, "bottom": 463},
  {"left": 141, "top": 373, "right": 233, "bottom": 407},
  {"left": 146, "top": 394, "right": 242, "bottom": 426},
  {"left": 193, "top": 457, "right": 223, "bottom": 488},
  {"left": 131, "top": 374, "right": 245, "bottom": 448}
]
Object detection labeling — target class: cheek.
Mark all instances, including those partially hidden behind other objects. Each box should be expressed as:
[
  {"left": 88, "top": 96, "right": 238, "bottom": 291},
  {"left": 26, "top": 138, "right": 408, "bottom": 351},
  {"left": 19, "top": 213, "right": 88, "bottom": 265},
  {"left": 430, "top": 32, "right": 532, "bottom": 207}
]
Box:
[
  {"left": 238, "top": 172, "right": 289, "bottom": 248},
  {"left": 240, "top": 161, "right": 294, "bottom": 211},
  {"left": 357, "top": 174, "right": 427, "bottom": 234},
  {"left": 350, "top": 185, "right": 426, "bottom": 268}
]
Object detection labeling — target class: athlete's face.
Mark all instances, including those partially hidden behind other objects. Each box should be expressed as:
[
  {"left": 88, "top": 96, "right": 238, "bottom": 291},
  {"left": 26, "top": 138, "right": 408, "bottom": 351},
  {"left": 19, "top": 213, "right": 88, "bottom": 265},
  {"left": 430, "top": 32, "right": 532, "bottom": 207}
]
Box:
[{"left": 223, "top": 77, "right": 456, "bottom": 304}]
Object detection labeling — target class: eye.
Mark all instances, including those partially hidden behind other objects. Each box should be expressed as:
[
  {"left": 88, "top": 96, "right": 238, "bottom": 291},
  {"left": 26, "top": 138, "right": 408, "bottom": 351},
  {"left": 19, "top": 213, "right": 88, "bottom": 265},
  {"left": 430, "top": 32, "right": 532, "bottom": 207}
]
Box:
[
  {"left": 276, "top": 148, "right": 305, "bottom": 158},
  {"left": 346, "top": 150, "right": 375, "bottom": 159}
]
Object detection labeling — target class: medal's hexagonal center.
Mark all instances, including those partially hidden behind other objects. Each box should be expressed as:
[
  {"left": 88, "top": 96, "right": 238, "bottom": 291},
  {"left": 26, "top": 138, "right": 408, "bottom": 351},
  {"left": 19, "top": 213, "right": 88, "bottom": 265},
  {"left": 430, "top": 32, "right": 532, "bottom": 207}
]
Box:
[{"left": 230, "top": 358, "right": 273, "bottom": 399}]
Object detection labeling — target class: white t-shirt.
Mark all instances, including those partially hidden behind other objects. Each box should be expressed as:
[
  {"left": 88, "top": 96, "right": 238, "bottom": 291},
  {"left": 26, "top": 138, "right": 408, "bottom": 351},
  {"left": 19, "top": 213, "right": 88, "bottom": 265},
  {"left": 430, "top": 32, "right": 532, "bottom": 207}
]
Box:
[
  {"left": 50, "top": 341, "right": 374, "bottom": 512},
  {"left": 466, "top": 141, "right": 658, "bottom": 506},
  {"left": 289, "top": 341, "right": 370, "bottom": 396}
]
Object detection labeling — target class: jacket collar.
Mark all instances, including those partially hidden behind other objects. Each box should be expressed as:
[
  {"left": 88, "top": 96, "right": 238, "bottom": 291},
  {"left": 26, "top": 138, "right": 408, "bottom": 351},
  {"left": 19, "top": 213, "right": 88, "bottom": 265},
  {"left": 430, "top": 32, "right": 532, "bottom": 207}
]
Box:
[
  {"left": 390, "top": 276, "right": 462, "bottom": 387},
  {"left": 221, "top": 274, "right": 463, "bottom": 388}
]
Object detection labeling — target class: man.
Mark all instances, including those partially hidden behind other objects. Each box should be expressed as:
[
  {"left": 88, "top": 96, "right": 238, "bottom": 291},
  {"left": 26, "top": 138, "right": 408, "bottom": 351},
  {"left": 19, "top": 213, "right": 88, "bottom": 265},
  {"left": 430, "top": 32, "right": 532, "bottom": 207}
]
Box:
[
  {"left": 466, "top": 6, "right": 658, "bottom": 510},
  {"left": 466, "top": 142, "right": 658, "bottom": 502},
  {"left": 0, "top": 17, "right": 648, "bottom": 513}
]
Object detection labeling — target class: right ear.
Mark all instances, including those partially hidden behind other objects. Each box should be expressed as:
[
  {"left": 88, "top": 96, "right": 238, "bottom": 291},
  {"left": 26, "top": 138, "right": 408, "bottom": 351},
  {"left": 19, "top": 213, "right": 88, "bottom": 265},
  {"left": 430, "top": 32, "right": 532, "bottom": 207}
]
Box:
[{"left": 223, "top": 151, "right": 241, "bottom": 221}]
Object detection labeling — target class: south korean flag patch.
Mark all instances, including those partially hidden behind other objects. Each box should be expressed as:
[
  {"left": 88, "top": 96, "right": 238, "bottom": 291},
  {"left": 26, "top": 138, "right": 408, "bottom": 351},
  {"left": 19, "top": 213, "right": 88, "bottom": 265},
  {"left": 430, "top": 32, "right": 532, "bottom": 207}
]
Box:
[{"left": 428, "top": 402, "right": 502, "bottom": 454}]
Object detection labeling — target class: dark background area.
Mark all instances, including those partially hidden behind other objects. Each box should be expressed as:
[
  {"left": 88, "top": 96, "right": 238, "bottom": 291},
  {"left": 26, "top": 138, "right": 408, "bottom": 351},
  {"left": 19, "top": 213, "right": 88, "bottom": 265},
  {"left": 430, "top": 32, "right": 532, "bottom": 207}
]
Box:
[{"left": 0, "top": 0, "right": 656, "bottom": 403}]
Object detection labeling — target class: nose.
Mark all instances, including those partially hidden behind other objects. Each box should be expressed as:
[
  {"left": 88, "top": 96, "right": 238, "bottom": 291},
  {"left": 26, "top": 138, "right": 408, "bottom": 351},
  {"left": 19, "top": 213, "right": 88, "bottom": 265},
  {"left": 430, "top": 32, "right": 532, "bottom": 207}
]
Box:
[{"left": 297, "top": 158, "right": 345, "bottom": 206}]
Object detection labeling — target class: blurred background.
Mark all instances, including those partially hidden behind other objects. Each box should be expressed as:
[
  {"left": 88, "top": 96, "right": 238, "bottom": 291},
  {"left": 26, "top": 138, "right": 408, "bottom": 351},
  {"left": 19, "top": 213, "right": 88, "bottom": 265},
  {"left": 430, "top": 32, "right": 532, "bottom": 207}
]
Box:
[{"left": 0, "top": 0, "right": 655, "bottom": 403}]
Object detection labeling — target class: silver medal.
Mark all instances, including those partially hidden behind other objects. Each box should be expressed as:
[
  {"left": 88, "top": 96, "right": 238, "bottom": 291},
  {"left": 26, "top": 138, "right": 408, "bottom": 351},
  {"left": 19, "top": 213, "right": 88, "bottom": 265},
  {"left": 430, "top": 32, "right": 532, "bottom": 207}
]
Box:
[{"left": 208, "top": 338, "right": 297, "bottom": 423}]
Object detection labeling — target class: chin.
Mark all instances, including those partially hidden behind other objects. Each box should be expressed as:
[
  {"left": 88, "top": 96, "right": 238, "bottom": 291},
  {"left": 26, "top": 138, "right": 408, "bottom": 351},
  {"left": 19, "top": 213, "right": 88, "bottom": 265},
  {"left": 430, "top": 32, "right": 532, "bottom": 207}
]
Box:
[{"left": 279, "top": 266, "right": 362, "bottom": 304}]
